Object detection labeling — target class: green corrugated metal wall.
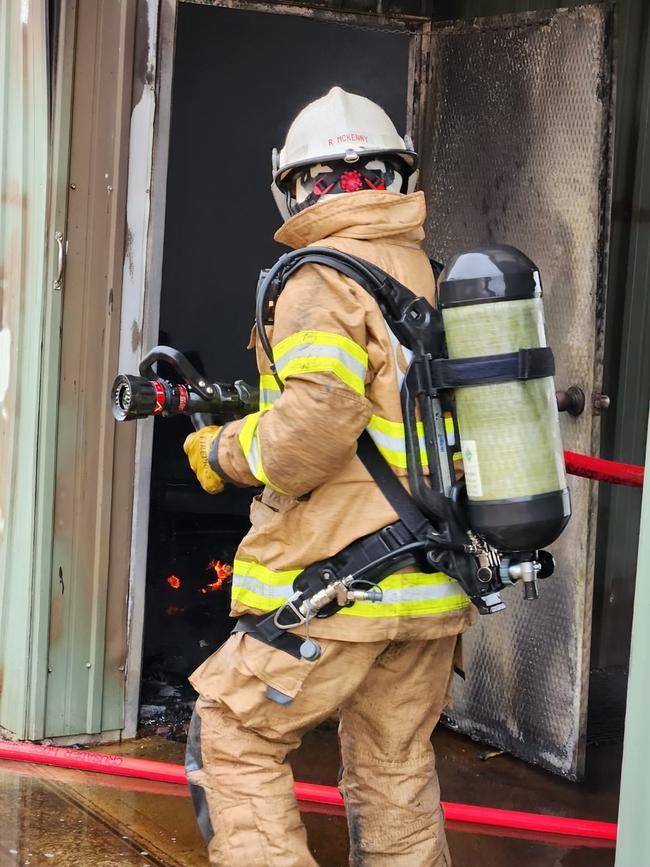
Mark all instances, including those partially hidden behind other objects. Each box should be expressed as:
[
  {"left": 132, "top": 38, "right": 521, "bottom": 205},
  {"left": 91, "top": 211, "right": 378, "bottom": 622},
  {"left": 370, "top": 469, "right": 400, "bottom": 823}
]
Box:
[
  {"left": 614, "top": 420, "right": 650, "bottom": 856},
  {"left": 0, "top": 1, "right": 50, "bottom": 737}
]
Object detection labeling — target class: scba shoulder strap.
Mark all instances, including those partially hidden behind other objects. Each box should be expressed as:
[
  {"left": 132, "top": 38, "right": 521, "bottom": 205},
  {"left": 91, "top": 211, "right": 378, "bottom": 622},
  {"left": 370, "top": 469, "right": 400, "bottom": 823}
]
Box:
[
  {"left": 256, "top": 248, "right": 554, "bottom": 392},
  {"left": 244, "top": 246, "right": 551, "bottom": 654},
  {"left": 256, "top": 247, "right": 558, "bottom": 538},
  {"left": 256, "top": 248, "right": 442, "bottom": 530}
]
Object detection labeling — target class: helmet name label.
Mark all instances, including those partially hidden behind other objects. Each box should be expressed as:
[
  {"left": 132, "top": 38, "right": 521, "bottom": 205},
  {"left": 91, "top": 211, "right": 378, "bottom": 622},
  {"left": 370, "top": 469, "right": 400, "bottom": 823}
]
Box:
[{"left": 327, "top": 133, "right": 369, "bottom": 146}]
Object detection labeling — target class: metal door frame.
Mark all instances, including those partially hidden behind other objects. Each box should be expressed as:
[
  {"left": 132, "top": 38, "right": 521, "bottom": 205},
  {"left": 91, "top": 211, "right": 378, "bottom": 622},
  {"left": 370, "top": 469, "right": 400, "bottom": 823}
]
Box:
[
  {"left": 120, "top": 0, "right": 432, "bottom": 736},
  {"left": 0, "top": 0, "right": 53, "bottom": 740},
  {"left": 28, "top": 0, "right": 78, "bottom": 740}
]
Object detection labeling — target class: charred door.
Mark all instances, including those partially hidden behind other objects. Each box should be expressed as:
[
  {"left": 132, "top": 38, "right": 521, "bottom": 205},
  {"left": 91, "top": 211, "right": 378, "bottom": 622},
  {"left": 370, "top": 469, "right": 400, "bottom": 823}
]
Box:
[{"left": 420, "top": 6, "right": 613, "bottom": 779}]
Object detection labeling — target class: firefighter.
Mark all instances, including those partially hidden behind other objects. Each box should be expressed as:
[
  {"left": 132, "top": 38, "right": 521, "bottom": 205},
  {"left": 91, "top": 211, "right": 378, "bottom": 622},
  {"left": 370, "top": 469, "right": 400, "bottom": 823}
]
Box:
[{"left": 183, "top": 86, "right": 473, "bottom": 866}]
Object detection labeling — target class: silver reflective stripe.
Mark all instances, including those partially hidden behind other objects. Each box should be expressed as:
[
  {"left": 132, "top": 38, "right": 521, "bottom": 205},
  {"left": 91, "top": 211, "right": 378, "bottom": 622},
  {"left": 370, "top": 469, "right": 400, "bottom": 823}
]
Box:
[
  {"left": 379, "top": 582, "right": 464, "bottom": 604},
  {"left": 275, "top": 344, "right": 367, "bottom": 382},
  {"left": 245, "top": 431, "right": 262, "bottom": 478},
  {"left": 233, "top": 574, "right": 295, "bottom": 599},
  {"left": 233, "top": 575, "right": 463, "bottom": 604},
  {"left": 367, "top": 426, "right": 418, "bottom": 455},
  {"left": 367, "top": 423, "right": 429, "bottom": 467},
  {"left": 386, "top": 324, "right": 413, "bottom": 390},
  {"left": 260, "top": 387, "right": 280, "bottom": 409}
]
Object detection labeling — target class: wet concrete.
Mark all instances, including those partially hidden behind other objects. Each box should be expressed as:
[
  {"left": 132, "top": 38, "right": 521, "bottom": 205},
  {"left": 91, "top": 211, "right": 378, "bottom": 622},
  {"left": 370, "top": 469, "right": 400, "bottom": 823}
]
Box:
[{"left": 0, "top": 727, "right": 618, "bottom": 866}]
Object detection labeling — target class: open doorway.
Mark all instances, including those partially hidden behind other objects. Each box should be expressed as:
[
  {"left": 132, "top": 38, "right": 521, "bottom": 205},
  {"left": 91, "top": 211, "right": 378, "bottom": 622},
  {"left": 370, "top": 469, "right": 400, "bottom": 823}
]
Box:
[
  {"left": 130, "top": 1, "right": 614, "bottom": 781},
  {"left": 138, "top": 1, "right": 420, "bottom": 735}
]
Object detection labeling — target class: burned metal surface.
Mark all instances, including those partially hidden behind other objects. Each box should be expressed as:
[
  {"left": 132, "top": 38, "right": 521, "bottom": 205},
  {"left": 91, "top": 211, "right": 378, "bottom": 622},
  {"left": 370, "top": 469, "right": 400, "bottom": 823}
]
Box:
[
  {"left": 182, "top": 0, "right": 429, "bottom": 27},
  {"left": 421, "top": 6, "right": 613, "bottom": 778}
]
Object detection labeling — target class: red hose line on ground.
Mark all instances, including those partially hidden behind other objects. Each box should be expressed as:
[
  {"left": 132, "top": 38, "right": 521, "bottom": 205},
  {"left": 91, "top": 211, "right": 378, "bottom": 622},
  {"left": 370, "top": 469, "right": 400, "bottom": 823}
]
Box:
[
  {"left": 564, "top": 450, "right": 644, "bottom": 487},
  {"left": 0, "top": 741, "right": 617, "bottom": 842}
]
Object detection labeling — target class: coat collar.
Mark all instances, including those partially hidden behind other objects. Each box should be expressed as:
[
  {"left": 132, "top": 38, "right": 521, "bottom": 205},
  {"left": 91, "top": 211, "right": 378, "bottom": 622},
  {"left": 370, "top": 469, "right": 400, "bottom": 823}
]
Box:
[{"left": 274, "top": 190, "right": 427, "bottom": 249}]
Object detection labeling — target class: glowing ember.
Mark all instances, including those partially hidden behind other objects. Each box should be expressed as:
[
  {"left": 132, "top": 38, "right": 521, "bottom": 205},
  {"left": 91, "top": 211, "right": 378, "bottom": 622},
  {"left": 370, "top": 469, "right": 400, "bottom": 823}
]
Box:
[
  {"left": 200, "top": 560, "right": 233, "bottom": 594},
  {"left": 166, "top": 605, "right": 185, "bottom": 616},
  {"left": 209, "top": 560, "right": 233, "bottom": 579},
  {"left": 167, "top": 575, "right": 181, "bottom": 589}
]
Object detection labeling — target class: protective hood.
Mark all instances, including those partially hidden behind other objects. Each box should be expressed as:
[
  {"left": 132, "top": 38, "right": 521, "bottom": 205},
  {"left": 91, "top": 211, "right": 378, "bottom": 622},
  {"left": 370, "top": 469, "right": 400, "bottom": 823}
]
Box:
[{"left": 274, "top": 189, "right": 427, "bottom": 250}]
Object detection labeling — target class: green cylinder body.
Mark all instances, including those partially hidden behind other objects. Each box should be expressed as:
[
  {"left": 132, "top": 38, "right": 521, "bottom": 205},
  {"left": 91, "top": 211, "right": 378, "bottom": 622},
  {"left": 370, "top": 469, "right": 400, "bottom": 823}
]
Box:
[{"left": 438, "top": 247, "right": 570, "bottom": 552}]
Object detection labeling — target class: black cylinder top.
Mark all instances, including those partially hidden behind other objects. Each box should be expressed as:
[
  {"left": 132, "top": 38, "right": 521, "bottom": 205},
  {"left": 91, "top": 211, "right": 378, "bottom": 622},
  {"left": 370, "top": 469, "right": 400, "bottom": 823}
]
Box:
[{"left": 437, "top": 245, "right": 542, "bottom": 308}]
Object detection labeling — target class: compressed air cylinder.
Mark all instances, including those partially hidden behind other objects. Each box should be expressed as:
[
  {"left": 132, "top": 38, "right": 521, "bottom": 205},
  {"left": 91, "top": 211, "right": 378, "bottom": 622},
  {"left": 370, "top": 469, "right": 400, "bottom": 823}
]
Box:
[{"left": 437, "top": 246, "right": 570, "bottom": 551}]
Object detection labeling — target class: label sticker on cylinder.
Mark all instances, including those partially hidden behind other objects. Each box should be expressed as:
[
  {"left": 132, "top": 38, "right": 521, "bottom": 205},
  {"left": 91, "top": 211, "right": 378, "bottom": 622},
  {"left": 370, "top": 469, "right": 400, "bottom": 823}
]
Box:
[{"left": 461, "top": 440, "right": 483, "bottom": 498}]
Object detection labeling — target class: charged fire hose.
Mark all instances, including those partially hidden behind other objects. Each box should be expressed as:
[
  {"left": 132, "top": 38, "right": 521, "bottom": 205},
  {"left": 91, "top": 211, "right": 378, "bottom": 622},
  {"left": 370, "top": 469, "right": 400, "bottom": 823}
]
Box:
[
  {"left": 0, "top": 740, "right": 617, "bottom": 842},
  {"left": 564, "top": 450, "right": 644, "bottom": 487}
]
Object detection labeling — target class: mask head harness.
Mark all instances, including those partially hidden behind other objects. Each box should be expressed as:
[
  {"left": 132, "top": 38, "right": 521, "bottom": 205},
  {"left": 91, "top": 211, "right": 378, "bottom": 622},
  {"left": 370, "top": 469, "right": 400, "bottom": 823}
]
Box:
[{"left": 282, "top": 155, "right": 407, "bottom": 215}]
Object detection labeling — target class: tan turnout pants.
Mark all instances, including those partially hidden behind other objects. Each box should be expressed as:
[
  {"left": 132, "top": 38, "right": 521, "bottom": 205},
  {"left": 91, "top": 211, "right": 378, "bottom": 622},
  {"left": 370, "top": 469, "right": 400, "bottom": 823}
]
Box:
[{"left": 186, "top": 631, "right": 457, "bottom": 866}]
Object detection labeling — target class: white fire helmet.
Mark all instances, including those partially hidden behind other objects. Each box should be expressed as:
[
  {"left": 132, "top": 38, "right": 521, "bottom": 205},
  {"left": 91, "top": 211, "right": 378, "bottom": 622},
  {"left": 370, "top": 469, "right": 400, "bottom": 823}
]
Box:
[{"left": 272, "top": 87, "right": 419, "bottom": 220}]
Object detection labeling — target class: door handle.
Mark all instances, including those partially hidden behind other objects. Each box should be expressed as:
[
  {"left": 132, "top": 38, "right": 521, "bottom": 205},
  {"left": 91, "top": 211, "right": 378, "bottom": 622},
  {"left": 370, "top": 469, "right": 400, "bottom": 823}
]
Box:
[
  {"left": 53, "top": 231, "right": 65, "bottom": 291},
  {"left": 556, "top": 386, "right": 585, "bottom": 416}
]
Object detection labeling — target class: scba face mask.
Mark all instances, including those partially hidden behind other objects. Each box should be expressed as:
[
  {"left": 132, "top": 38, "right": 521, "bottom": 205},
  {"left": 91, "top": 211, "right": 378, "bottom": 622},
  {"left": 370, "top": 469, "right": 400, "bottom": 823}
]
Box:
[{"left": 287, "top": 157, "right": 406, "bottom": 215}]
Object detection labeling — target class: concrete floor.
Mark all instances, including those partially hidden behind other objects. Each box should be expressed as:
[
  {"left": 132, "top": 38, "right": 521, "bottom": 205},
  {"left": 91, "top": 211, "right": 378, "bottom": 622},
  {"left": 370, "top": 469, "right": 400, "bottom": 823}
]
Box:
[{"left": 0, "top": 726, "right": 618, "bottom": 866}]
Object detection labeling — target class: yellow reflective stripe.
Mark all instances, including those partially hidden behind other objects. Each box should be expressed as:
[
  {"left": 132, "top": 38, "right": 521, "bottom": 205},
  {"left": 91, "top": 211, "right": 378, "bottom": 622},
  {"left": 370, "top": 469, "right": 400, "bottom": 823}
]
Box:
[
  {"left": 231, "top": 586, "right": 283, "bottom": 612},
  {"left": 444, "top": 413, "right": 456, "bottom": 447},
  {"left": 372, "top": 442, "right": 409, "bottom": 470},
  {"left": 232, "top": 559, "right": 301, "bottom": 612},
  {"left": 272, "top": 330, "right": 368, "bottom": 396},
  {"left": 238, "top": 413, "right": 259, "bottom": 455},
  {"left": 230, "top": 562, "right": 470, "bottom": 617},
  {"left": 367, "top": 414, "right": 429, "bottom": 469},
  {"left": 234, "top": 559, "right": 302, "bottom": 585},
  {"left": 273, "top": 330, "right": 367, "bottom": 367},
  {"left": 259, "top": 374, "right": 281, "bottom": 411},
  {"left": 252, "top": 453, "right": 285, "bottom": 493},
  {"left": 237, "top": 413, "right": 288, "bottom": 494},
  {"left": 337, "top": 594, "right": 471, "bottom": 617},
  {"left": 368, "top": 415, "right": 425, "bottom": 438},
  {"left": 371, "top": 571, "right": 454, "bottom": 590},
  {"left": 278, "top": 357, "right": 365, "bottom": 395}
]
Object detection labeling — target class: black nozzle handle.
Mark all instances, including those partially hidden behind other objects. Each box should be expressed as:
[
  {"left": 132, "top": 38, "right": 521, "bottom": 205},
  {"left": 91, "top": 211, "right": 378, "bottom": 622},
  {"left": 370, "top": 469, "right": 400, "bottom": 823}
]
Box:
[{"left": 139, "top": 345, "right": 214, "bottom": 400}]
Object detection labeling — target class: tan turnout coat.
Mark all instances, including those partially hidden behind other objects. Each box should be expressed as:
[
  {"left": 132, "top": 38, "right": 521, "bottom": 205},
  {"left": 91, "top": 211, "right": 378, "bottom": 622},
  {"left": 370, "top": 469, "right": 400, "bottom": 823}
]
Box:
[{"left": 213, "top": 189, "right": 472, "bottom": 642}]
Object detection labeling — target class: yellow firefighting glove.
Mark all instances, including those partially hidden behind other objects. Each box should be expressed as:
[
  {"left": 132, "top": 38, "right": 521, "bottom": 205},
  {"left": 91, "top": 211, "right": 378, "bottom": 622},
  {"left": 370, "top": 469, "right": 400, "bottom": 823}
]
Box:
[{"left": 183, "top": 426, "right": 225, "bottom": 494}]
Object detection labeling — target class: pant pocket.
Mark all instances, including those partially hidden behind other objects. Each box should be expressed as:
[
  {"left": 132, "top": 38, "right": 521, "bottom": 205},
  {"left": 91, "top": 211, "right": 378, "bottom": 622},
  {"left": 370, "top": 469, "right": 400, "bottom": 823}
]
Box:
[{"left": 192, "top": 632, "right": 323, "bottom": 737}]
